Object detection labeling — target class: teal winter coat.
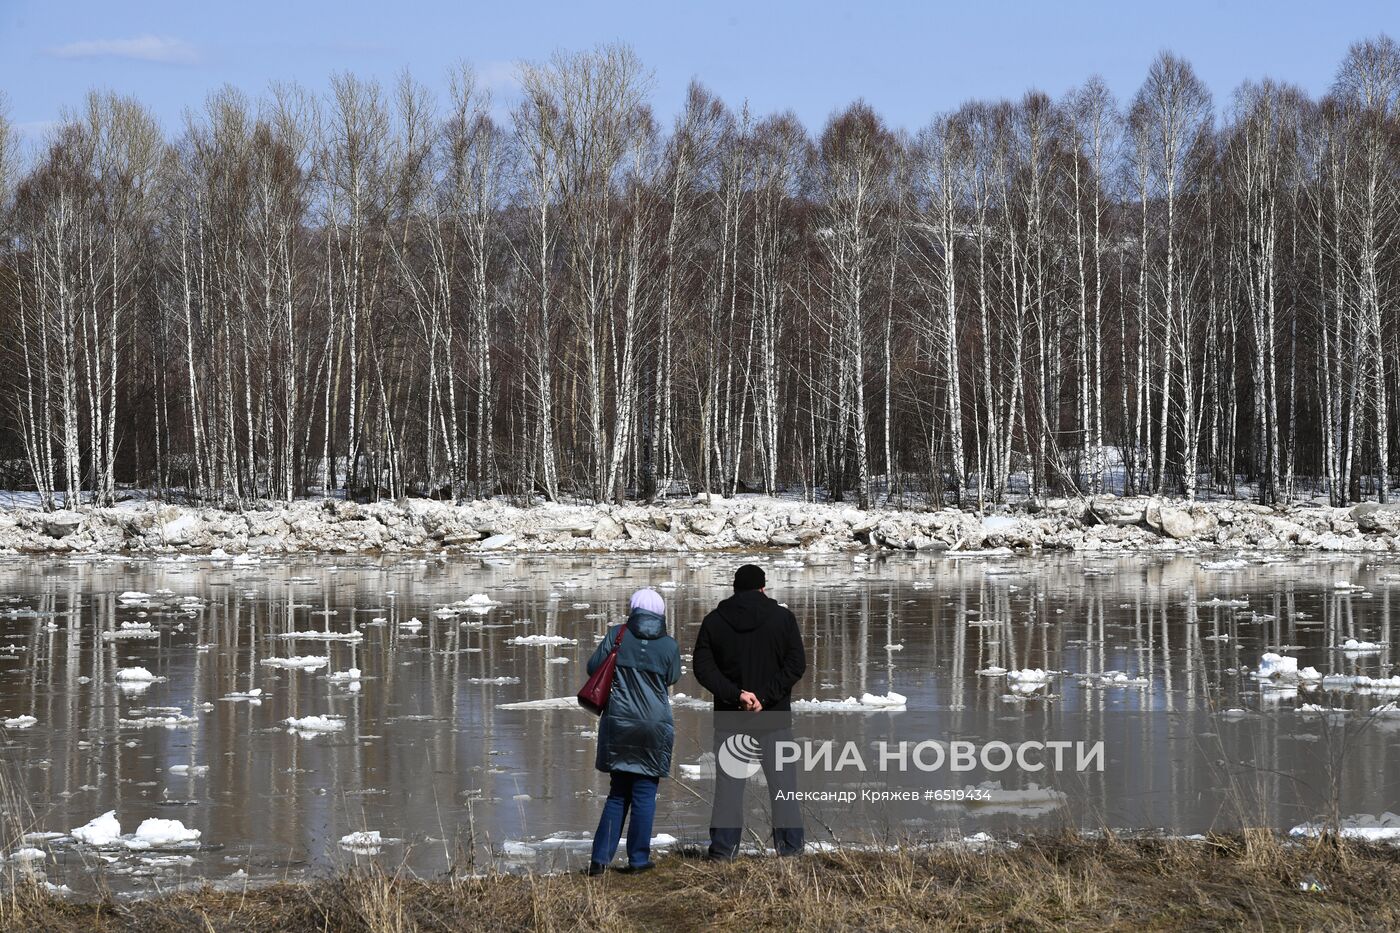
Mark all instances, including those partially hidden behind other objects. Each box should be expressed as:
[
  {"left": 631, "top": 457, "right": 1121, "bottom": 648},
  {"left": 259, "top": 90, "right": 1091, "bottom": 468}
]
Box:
[{"left": 588, "top": 608, "right": 681, "bottom": 778}]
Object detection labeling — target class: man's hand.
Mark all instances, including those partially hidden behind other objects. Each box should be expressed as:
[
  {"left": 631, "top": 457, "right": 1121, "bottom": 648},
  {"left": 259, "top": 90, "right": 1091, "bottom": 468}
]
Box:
[{"left": 739, "top": 690, "right": 763, "bottom": 712}]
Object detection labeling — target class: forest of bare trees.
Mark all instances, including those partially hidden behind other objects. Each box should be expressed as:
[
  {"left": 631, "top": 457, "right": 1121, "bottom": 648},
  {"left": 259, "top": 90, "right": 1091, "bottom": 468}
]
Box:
[{"left": 2, "top": 39, "right": 1400, "bottom": 511}]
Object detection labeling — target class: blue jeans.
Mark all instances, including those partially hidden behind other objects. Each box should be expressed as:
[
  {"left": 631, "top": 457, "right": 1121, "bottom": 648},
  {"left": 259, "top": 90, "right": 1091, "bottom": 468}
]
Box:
[{"left": 591, "top": 771, "right": 659, "bottom": 867}]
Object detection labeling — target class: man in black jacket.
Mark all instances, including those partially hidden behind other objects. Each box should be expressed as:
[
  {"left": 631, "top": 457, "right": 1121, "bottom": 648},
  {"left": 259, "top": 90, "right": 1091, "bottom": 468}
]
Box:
[{"left": 693, "top": 563, "right": 807, "bottom": 858}]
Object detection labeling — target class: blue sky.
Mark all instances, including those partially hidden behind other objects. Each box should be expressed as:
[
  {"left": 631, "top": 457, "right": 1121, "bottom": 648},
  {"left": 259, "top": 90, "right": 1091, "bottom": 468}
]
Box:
[{"left": 2, "top": 0, "right": 1398, "bottom": 142}]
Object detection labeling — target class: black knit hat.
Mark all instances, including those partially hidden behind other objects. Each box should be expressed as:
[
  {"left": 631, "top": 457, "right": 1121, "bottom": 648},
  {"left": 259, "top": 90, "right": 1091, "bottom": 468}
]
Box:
[{"left": 733, "top": 564, "right": 766, "bottom": 592}]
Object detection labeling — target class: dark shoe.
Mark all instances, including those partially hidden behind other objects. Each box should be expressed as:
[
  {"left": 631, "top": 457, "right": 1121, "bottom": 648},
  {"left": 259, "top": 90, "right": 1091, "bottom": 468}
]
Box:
[
  {"left": 704, "top": 850, "right": 736, "bottom": 862},
  {"left": 621, "top": 861, "right": 655, "bottom": 873},
  {"left": 586, "top": 861, "right": 607, "bottom": 876}
]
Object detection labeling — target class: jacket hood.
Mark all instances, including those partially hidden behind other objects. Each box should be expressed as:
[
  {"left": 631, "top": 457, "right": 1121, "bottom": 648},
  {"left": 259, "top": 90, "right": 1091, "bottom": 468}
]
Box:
[
  {"left": 715, "top": 590, "right": 776, "bottom": 633},
  {"left": 626, "top": 608, "right": 667, "bottom": 639}
]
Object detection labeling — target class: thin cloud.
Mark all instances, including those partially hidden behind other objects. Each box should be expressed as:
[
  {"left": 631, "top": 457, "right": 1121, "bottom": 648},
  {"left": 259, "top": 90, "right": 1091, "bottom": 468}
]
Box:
[{"left": 47, "top": 35, "right": 199, "bottom": 66}]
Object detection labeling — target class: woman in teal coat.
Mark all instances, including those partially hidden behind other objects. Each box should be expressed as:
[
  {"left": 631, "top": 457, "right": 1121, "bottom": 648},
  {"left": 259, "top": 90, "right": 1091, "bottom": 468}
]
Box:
[{"left": 587, "top": 588, "right": 681, "bottom": 875}]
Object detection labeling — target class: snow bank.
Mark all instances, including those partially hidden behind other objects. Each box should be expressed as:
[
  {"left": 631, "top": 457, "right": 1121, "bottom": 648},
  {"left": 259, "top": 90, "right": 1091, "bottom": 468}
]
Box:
[
  {"left": 5, "top": 493, "right": 1396, "bottom": 557},
  {"left": 1290, "top": 812, "right": 1400, "bottom": 842}
]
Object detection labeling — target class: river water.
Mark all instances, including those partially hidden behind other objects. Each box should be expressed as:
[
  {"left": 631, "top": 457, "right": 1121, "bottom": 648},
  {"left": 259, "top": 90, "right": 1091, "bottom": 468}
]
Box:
[{"left": 2, "top": 548, "right": 1399, "bottom": 893}]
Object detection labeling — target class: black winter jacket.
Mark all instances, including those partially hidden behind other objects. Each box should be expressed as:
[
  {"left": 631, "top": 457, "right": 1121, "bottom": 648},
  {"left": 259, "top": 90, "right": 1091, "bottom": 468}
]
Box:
[{"left": 692, "top": 590, "right": 807, "bottom": 712}]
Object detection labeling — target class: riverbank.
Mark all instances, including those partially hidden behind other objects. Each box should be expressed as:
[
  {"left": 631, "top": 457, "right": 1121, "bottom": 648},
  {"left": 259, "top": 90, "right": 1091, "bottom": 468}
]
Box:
[
  {"left": 6, "top": 835, "right": 1399, "bottom": 932},
  {"left": 1, "top": 492, "right": 1397, "bottom": 557}
]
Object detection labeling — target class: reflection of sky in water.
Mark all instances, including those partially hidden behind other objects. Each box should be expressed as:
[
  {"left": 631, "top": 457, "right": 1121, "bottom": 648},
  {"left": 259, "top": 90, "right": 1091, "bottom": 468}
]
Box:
[{"left": 1, "top": 550, "right": 1399, "bottom": 891}]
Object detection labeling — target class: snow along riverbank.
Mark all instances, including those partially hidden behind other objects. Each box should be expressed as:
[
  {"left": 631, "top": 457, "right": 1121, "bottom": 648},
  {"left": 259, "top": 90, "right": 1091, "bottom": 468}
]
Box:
[{"left": 1, "top": 493, "right": 1398, "bottom": 556}]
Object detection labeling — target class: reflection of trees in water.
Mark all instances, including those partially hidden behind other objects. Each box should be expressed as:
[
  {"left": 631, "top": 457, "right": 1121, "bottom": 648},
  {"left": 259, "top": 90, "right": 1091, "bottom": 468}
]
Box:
[{"left": 0, "top": 551, "right": 1395, "bottom": 885}]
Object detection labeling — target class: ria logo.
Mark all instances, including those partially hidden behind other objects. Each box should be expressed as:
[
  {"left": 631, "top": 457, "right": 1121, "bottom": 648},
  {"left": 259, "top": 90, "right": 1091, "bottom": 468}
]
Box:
[{"left": 717, "top": 732, "right": 763, "bottom": 779}]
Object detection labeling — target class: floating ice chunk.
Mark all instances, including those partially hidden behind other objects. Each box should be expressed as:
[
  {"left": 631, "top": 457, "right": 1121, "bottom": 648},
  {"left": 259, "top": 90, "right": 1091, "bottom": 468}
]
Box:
[
  {"left": 119, "top": 712, "right": 196, "bottom": 728},
  {"left": 507, "top": 635, "right": 578, "bottom": 646},
  {"left": 275, "top": 630, "right": 364, "bottom": 642},
  {"left": 6, "top": 847, "right": 46, "bottom": 862},
  {"left": 1006, "top": 669, "right": 1054, "bottom": 684},
  {"left": 118, "top": 592, "right": 152, "bottom": 602},
  {"left": 71, "top": 811, "right": 123, "bottom": 847},
  {"left": 885, "top": 643, "right": 904, "bottom": 652},
  {"left": 222, "top": 688, "right": 264, "bottom": 701},
  {"left": 976, "top": 666, "right": 1008, "bottom": 676},
  {"left": 338, "top": 830, "right": 399, "bottom": 853},
  {"left": 460, "top": 593, "right": 500, "bottom": 614},
  {"left": 498, "top": 696, "right": 580, "bottom": 710},
  {"left": 468, "top": 676, "right": 520, "bottom": 685},
  {"left": 1201, "top": 559, "right": 1248, "bottom": 571},
  {"left": 400, "top": 617, "right": 423, "bottom": 629},
  {"left": 1255, "top": 653, "right": 1299, "bottom": 679},
  {"left": 1298, "top": 667, "right": 1323, "bottom": 681},
  {"left": 792, "top": 693, "right": 907, "bottom": 711},
  {"left": 1339, "top": 639, "right": 1384, "bottom": 653},
  {"left": 1092, "top": 671, "right": 1150, "bottom": 687},
  {"left": 261, "top": 656, "right": 329, "bottom": 671},
  {"left": 124, "top": 818, "right": 200, "bottom": 849},
  {"left": 117, "top": 666, "right": 158, "bottom": 682},
  {"left": 284, "top": 715, "right": 345, "bottom": 734},
  {"left": 327, "top": 668, "right": 362, "bottom": 683},
  {"left": 21, "top": 832, "right": 64, "bottom": 844},
  {"left": 1322, "top": 674, "right": 1400, "bottom": 693},
  {"left": 3, "top": 715, "right": 37, "bottom": 729},
  {"left": 104, "top": 621, "right": 159, "bottom": 640},
  {"left": 168, "top": 764, "right": 209, "bottom": 776}
]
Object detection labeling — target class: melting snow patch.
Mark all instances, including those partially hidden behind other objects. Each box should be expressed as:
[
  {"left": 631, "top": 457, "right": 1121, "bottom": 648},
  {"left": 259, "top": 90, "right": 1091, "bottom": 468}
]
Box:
[{"left": 1290, "top": 812, "right": 1400, "bottom": 842}]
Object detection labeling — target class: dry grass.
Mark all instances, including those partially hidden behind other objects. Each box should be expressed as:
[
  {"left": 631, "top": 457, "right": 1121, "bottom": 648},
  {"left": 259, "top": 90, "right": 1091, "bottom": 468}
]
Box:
[{"left": 3, "top": 833, "right": 1399, "bottom": 932}]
